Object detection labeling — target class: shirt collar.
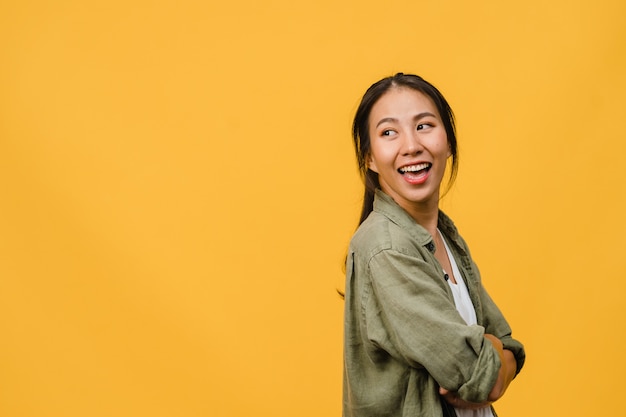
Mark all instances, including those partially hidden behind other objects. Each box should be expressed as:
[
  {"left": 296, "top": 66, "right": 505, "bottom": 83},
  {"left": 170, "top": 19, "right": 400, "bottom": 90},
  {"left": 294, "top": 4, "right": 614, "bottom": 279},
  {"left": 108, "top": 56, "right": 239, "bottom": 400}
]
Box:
[{"left": 373, "top": 188, "right": 465, "bottom": 255}]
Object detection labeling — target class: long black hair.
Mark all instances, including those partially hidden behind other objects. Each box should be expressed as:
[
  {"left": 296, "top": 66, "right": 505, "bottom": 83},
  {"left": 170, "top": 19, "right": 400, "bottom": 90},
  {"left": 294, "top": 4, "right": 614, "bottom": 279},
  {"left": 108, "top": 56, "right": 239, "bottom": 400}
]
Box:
[{"left": 352, "top": 73, "right": 459, "bottom": 225}]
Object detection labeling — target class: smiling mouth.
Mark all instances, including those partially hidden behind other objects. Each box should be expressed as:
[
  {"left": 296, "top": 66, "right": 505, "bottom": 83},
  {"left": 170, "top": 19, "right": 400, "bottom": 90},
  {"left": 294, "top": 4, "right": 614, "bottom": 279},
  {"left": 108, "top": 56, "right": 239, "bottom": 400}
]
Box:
[{"left": 398, "top": 162, "right": 431, "bottom": 175}]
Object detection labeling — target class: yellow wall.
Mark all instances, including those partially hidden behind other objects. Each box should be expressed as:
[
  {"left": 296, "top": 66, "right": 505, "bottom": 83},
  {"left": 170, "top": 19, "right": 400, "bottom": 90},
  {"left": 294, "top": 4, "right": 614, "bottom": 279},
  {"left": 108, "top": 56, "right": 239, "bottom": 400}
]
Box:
[{"left": 1, "top": 1, "right": 625, "bottom": 416}]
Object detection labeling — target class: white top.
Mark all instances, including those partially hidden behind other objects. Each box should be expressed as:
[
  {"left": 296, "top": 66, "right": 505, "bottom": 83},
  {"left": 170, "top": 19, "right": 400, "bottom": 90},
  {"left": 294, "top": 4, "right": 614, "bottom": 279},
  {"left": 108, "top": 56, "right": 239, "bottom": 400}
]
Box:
[{"left": 439, "top": 230, "right": 494, "bottom": 417}]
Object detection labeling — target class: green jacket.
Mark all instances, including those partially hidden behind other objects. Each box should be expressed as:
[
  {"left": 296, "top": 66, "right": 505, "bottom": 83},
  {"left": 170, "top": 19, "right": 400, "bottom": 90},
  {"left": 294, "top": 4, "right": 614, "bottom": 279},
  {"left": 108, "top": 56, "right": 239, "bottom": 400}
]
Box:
[{"left": 343, "top": 190, "right": 525, "bottom": 417}]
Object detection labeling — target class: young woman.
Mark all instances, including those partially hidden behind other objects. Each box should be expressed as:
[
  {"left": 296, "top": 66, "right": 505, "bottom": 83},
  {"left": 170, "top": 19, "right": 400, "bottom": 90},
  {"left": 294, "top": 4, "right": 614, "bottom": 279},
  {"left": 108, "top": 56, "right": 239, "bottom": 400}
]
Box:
[{"left": 343, "top": 73, "right": 525, "bottom": 417}]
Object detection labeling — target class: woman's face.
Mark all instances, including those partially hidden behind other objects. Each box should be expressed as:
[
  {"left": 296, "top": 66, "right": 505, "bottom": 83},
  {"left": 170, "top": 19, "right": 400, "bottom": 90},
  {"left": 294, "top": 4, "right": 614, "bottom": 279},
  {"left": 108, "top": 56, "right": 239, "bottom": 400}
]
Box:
[{"left": 367, "top": 87, "right": 450, "bottom": 213}]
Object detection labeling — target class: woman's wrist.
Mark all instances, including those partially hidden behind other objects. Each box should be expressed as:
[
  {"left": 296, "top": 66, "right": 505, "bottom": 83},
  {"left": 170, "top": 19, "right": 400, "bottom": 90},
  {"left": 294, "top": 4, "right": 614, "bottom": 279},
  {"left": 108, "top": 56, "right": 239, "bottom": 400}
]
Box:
[{"left": 484, "top": 334, "right": 508, "bottom": 401}]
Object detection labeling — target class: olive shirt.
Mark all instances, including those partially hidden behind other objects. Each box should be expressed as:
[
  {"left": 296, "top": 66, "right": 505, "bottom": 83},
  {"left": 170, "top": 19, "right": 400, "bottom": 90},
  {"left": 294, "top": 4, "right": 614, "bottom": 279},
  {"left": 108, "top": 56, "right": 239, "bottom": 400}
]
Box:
[{"left": 343, "top": 190, "right": 525, "bottom": 417}]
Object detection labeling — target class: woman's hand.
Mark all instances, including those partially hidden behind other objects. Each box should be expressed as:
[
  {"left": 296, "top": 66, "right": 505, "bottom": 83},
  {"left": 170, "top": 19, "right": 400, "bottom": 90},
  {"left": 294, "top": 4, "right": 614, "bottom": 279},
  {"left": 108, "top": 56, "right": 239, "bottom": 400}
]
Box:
[{"left": 439, "top": 387, "right": 492, "bottom": 410}]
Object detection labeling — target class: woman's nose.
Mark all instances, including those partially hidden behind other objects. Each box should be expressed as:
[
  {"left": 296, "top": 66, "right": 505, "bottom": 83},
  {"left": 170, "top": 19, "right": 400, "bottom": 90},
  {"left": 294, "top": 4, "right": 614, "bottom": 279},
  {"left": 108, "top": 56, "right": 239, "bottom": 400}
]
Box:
[{"left": 402, "top": 131, "right": 423, "bottom": 155}]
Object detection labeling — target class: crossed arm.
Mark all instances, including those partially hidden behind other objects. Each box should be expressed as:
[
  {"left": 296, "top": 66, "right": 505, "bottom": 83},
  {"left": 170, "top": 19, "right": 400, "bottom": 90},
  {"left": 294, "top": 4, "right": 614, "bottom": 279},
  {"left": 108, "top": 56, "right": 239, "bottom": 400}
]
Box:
[{"left": 439, "top": 334, "right": 518, "bottom": 410}]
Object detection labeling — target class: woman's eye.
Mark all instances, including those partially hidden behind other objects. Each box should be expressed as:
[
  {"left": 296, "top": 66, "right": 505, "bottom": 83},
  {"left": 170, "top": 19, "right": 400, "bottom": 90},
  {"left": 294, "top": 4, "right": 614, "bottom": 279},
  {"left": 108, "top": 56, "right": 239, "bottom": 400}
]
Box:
[
  {"left": 416, "top": 123, "right": 431, "bottom": 131},
  {"left": 382, "top": 129, "right": 394, "bottom": 136}
]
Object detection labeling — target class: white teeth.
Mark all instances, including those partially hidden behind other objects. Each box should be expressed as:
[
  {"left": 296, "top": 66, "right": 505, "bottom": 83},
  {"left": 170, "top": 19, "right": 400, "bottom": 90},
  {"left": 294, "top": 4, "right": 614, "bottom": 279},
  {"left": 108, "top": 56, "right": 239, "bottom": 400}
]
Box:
[{"left": 399, "top": 163, "right": 430, "bottom": 173}]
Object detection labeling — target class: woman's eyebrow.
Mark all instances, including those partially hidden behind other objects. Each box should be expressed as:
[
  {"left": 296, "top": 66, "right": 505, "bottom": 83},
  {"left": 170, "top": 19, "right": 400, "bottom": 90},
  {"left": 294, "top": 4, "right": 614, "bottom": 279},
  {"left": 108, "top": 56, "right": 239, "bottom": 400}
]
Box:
[
  {"left": 375, "top": 112, "right": 437, "bottom": 128},
  {"left": 413, "top": 112, "right": 437, "bottom": 121},
  {"left": 375, "top": 117, "right": 398, "bottom": 128}
]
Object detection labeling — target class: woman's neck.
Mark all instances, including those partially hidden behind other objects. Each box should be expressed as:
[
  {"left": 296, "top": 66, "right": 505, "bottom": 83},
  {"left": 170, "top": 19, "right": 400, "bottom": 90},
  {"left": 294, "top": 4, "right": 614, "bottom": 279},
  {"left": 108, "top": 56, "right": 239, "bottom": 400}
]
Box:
[
  {"left": 402, "top": 200, "right": 440, "bottom": 238},
  {"left": 377, "top": 186, "right": 441, "bottom": 238}
]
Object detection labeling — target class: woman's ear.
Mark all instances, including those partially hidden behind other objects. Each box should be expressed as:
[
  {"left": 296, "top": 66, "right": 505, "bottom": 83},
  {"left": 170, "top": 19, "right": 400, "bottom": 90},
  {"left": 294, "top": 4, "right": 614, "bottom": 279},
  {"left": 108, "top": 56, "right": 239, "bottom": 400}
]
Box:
[{"left": 367, "top": 153, "right": 379, "bottom": 174}]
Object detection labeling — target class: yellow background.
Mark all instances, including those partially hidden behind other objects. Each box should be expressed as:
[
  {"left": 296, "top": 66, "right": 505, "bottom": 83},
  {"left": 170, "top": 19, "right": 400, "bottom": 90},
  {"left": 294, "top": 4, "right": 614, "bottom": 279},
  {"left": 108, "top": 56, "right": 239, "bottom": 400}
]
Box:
[{"left": 1, "top": 0, "right": 625, "bottom": 416}]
